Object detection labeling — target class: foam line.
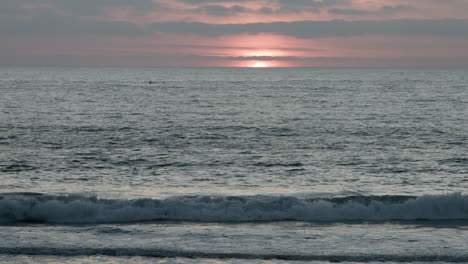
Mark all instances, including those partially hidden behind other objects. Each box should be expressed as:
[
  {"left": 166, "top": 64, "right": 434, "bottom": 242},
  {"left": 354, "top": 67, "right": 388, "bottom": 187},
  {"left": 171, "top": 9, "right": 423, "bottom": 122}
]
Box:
[{"left": 0, "top": 247, "right": 467, "bottom": 262}]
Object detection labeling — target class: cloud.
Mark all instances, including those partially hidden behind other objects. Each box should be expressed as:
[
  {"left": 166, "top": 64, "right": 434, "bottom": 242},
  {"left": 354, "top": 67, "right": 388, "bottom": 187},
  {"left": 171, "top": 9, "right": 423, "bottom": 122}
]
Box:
[
  {"left": 2, "top": 4, "right": 468, "bottom": 41},
  {"left": 177, "top": 0, "right": 251, "bottom": 3},
  {"left": 328, "top": 8, "right": 371, "bottom": 15},
  {"left": 277, "top": 0, "right": 346, "bottom": 8},
  {"left": 380, "top": 5, "right": 415, "bottom": 14},
  {"left": 211, "top": 55, "right": 303, "bottom": 60},
  {"left": 150, "top": 19, "right": 468, "bottom": 39},
  {"left": 0, "top": 0, "right": 159, "bottom": 17},
  {"left": 0, "top": 0, "right": 36, "bottom": 16},
  {"left": 50, "top": 0, "right": 156, "bottom": 14},
  {"left": 329, "top": 5, "right": 414, "bottom": 16},
  {"left": 170, "top": 44, "right": 322, "bottom": 52},
  {"left": 0, "top": 9, "right": 147, "bottom": 36},
  {"left": 274, "top": 0, "right": 346, "bottom": 13},
  {"left": 194, "top": 5, "right": 249, "bottom": 16},
  {"left": 187, "top": 0, "right": 347, "bottom": 15},
  {"left": 192, "top": 4, "right": 309, "bottom": 16}
]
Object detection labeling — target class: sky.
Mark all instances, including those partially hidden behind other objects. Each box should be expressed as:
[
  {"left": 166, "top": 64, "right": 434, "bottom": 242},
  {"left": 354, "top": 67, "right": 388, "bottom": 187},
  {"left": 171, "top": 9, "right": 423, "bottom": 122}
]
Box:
[{"left": 1, "top": 0, "right": 468, "bottom": 67}]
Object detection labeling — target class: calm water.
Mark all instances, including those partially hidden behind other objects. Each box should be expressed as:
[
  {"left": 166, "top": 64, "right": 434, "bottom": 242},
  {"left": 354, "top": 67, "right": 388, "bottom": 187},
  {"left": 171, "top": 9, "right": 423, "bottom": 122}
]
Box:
[{"left": 0, "top": 67, "right": 467, "bottom": 263}]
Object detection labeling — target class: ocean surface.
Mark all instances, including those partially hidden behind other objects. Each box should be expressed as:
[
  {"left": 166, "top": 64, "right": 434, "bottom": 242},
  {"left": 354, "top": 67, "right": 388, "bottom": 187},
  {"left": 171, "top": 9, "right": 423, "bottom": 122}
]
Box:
[{"left": 0, "top": 67, "right": 467, "bottom": 263}]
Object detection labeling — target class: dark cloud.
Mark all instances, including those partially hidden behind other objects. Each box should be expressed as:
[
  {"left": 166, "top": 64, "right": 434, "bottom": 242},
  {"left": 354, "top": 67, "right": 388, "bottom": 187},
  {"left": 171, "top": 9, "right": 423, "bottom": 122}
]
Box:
[
  {"left": 49, "top": 0, "right": 156, "bottom": 14},
  {"left": 2, "top": 4, "right": 468, "bottom": 41},
  {"left": 328, "top": 8, "right": 371, "bottom": 15},
  {"left": 0, "top": 0, "right": 27, "bottom": 15},
  {"left": 194, "top": 5, "right": 249, "bottom": 16},
  {"left": 258, "top": 7, "right": 275, "bottom": 14},
  {"left": 192, "top": 4, "right": 309, "bottom": 16},
  {"left": 0, "top": 9, "right": 147, "bottom": 36},
  {"left": 380, "top": 5, "right": 415, "bottom": 14},
  {"left": 274, "top": 0, "right": 346, "bottom": 13},
  {"left": 188, "top": 0, "right": 347, "bottom": 15},
  {"left": 329, "top": 5, "right": 414, "bottom": 16},
  {"left": 0, "top": 0, "right": 156, "bottom": 36},
  {"left": 177, "top": 0, "right": 251, "bottom": 4},
  {"left": 151, "top": 19, "right": 468, "bottom": 39},
  {"left": 0, "top": 0, "right": 159, "bottom": 17},
  {"left": 277, "top": 0, "right": 346, "bottom": 8},
  {"left": 169, "top": 44, "right": 323, "bottom": 52}
]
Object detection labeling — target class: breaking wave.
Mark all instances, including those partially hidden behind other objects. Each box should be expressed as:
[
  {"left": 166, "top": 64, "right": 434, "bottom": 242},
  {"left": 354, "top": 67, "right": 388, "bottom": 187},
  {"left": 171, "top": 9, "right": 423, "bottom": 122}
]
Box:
[{"left": 1, "top": 193, "right": 467, "bottom": 223}]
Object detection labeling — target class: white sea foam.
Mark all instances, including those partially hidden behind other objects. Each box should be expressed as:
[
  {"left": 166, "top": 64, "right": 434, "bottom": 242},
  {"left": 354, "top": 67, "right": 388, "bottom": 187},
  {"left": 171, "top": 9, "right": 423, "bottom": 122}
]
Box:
[{"left": 0, "top": 193, "right": 467, "bottom": 223}]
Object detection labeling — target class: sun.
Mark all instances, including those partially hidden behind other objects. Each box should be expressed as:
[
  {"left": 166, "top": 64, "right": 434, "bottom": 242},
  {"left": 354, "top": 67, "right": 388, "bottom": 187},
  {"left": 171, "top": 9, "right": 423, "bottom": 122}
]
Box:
[{"left": 251, "top": 62, "right": 268, "bottom": 68}]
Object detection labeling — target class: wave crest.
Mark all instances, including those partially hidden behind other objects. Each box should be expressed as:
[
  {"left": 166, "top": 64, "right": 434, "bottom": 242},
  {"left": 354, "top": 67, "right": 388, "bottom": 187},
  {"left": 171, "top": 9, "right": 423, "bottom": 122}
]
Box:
[{"left": 1, "top": 193, "right": 467, "bottom": 223}]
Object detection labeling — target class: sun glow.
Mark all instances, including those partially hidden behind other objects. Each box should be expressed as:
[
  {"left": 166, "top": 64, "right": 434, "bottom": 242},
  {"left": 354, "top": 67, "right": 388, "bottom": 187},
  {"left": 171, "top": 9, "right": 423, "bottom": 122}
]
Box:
[
  {"left": 251, "top": 61, "right": 268, "bottom": 67},
  {"left": 244, "top": 50, "right": 284, "bottom": 57}
]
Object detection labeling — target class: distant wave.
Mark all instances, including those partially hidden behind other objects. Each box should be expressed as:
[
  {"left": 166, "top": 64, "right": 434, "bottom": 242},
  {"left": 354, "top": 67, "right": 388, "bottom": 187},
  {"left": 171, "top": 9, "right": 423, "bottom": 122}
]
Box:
[
  {"left": 0, "top": 193, "right": 467, "bottom": 223},
  {"left": 1, "top": 247, "right": 468, "bottom": 262}
]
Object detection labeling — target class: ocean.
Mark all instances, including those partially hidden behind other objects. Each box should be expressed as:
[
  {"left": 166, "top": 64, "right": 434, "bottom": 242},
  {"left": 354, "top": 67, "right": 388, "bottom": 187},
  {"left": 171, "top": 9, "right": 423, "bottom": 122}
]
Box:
[{"left": 0, "top": 67, "right": 467, "bottom": 263}]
